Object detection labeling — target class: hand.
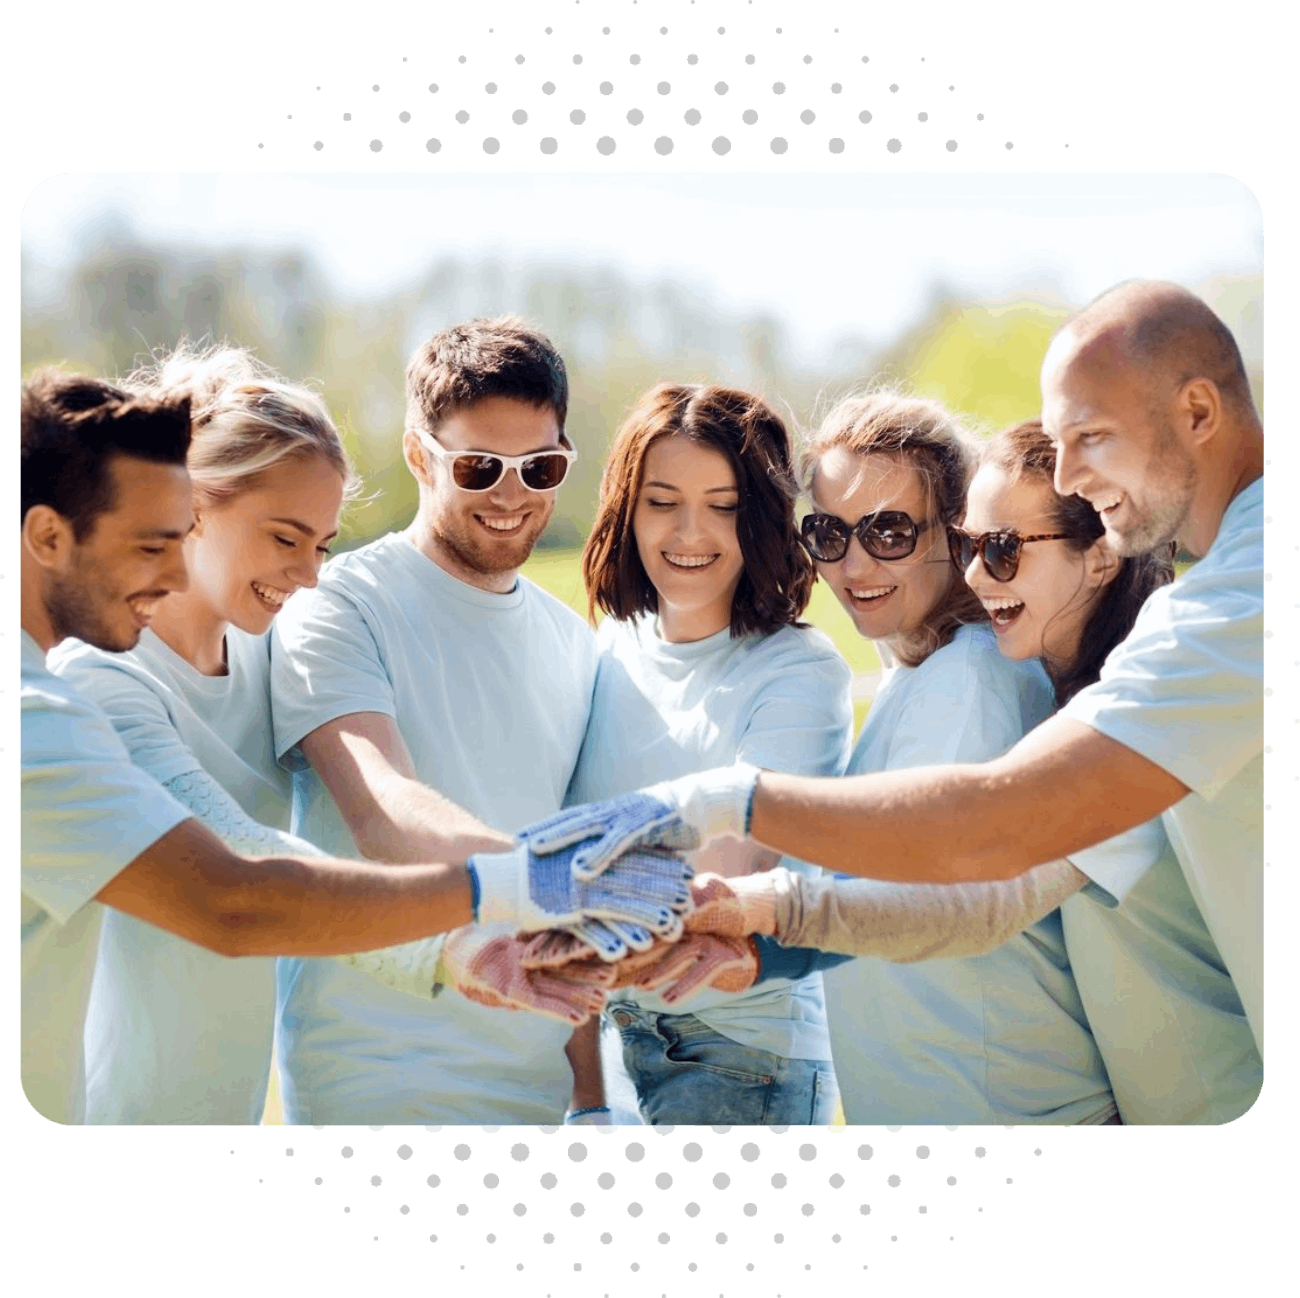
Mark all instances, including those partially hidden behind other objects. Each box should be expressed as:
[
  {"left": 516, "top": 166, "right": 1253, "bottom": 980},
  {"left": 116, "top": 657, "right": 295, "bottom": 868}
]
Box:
[
  {"left": 521, "top": 917, "right": 656, "bottom": 969},
  {"left": 684, "top": 871, "right": 782, "bottom": 938},
  {"left": 537, "top": 930, "right": 759, "bottom": 1006},
  {"left": 435, "top": 923, "right": 609, "bottom": 1026},
  {"left": 517, "top": 764, "right": 760, "bottom": 880},
  {"left": 468, "top": 840, "right": 694, "bottom": 936}
]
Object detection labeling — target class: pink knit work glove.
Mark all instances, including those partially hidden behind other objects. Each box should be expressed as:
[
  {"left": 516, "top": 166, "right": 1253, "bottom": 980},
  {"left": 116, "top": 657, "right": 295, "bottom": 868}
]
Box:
[
  {"left": 436, "top": 924, "right": 609, "bottom": 1025},
  {"left": 633, "top": 932, "right": 759, "bottom": 1006}
]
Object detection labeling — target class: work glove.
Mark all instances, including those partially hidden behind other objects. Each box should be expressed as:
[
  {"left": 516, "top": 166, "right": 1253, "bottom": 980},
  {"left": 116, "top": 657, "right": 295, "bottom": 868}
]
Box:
[
  {"left": 468, "top": 839, "right": 694, "bottom": 937},
  {"left": 433, "top": 923, "right": 609, "bottom": 1026},
  {"left": 516, "top": 764, "right": 760, "bottom": 881}
]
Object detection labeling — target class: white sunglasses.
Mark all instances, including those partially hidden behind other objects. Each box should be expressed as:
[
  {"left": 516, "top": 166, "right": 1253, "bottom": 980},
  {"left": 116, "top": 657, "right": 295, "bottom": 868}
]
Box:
[{"left": 414, "top": 427, "right": 577, "bottom": 493}]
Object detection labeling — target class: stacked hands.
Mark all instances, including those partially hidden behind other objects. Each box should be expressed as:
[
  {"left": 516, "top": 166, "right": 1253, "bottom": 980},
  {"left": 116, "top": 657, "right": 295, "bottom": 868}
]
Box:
[{"left": 449, "top": 772, "right": 768, "bottom": 1025}]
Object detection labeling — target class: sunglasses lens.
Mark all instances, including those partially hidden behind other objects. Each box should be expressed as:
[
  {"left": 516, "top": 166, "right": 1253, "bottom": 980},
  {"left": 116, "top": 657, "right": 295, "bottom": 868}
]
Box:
[
  {"left": 519, "top": 453, "right": 571, "bottom": 491},
  {"left": 801, "top": 515, "right": 847, "bottom": 561},
  {"left": 452, "top": 455, "right": 506, "bottom": 492},
  {"left": 864, "top": 513, "right": 917, "bottom": 560},
  {"left": 986, "top": 535, "right": 1020, "bottom": 582},
  {"left": 948, "top": 531, "right": 974, "bottom": 570}
]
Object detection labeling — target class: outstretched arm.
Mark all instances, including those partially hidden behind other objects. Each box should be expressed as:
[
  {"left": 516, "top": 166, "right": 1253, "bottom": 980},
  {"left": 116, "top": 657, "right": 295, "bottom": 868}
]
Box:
[{"left": 750, "top": 717, "right": 1187, "bottom": 884}]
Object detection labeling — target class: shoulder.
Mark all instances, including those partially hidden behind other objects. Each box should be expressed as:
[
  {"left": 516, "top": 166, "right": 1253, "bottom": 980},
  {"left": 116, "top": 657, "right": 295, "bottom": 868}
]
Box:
[
  {"left": 47, "top": 636, "right": 173, "bottom": 710},
  {"left": 22, "top": 656, "right": 129, "bottom": 761},
  {"left": 740, "top": 624, "right": 852, "bottom": 687},
  {"left": 519, "top": 577, "right": 598, "bottom": 645}
]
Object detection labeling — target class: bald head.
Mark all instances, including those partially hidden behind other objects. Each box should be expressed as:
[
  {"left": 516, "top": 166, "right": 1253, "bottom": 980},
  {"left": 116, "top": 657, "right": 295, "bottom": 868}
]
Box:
[{"left": 1050, "top": 280, "right": 1253, "bottom": 415}]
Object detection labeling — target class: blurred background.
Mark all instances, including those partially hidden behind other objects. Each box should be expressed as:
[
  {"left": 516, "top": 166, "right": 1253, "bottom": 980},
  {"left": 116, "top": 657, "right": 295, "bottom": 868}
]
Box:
[
  {"left": 22, "top": 174, "right": 1263, "bottom": 701},
  {"left": 22, "top": 174, "right": 1263, "bottom": 1124}
]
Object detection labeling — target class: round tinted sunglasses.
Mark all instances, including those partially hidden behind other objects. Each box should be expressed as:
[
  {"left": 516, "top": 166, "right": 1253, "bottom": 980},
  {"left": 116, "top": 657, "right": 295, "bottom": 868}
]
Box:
[
  {"left": 800, "top": 509, "right": 931, "bottom": 563},
  {"left": 416, "top": 428, "right": 577, "bottom": 493},
  {"left": 947, "top": 527, "right": 1071, "bottom": 582}
]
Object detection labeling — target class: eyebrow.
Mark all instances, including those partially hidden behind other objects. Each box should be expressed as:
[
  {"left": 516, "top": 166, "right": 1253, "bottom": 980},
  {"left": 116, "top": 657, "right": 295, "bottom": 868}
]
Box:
[
  {"left": 133, "top": 525, "right": 194, "bottom": 540},
  {"left": 268, "top": 516, "right": 340, "bottom": 542},
  {"left": 642, "top": 480, "right": 738, "bottom": 494}
]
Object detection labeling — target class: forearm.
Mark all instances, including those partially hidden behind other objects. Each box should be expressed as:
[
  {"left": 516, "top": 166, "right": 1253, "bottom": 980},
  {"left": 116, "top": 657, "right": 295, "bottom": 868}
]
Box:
[
  {"left": 770, "top": 861, "right": 1088, "bottom": 960},
  {"left": 749, "top": 716, "right": 1187, "bottom": 884},
  {"left": 351, "top": 771, "right": 513, "bottom": 864},
  {"left": 565, "top": 1017, "right": 607, "bottom": 1111}
]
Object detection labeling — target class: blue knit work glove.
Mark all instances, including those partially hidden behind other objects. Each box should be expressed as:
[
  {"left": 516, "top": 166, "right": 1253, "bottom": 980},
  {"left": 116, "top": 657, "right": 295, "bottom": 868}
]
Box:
[{"left": 468, "top": 839, "right": 693, "bottom": 937}]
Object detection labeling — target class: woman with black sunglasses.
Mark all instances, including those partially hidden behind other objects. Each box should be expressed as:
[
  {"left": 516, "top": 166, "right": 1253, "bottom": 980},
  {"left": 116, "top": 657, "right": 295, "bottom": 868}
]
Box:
[
  {"left": 953, "top": 420, "right": 1261, "bottom": 1122},
  {"left": 787, "top": 391, "right": 1118, "bottom": 1124}
]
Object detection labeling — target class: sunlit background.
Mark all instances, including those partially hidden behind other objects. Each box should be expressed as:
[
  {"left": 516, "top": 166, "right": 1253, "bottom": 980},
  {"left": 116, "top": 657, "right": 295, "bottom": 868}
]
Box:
[{"left": 21, "top": 172, "right": 1263, "bottom": 1121}]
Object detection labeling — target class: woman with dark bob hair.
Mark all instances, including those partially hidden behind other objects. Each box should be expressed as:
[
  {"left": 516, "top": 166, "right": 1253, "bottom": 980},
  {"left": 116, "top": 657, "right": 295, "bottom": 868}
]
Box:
[{"left": 564, "top": 382, "right": 854, "bottom": 1126}]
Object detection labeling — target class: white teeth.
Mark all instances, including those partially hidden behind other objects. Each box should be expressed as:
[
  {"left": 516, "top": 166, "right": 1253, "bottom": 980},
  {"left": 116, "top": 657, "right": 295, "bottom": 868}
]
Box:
[
  {"left": 128, "top": 597, "right": 162, "bottom": 618},
  {"left": 664, "top": 553, "right": 718, "bottom": 569},
  {"left": 252, "top": 582, "right": 289, "bottom": 606},
  {"left": 849, "top": 586, "right": 895, "bottom": 601},
  {"left": 983, "top": 597, "right": 1023, "bottom": 611},
  {"left": 480, "top": 514, "right": 525, "bottom": 531},
  {"left": 1093, "top": 494, "right": 1123, "bottom": 513},
  {"left": 984, "top": 598, "right": 1024, "bottom": 626}
]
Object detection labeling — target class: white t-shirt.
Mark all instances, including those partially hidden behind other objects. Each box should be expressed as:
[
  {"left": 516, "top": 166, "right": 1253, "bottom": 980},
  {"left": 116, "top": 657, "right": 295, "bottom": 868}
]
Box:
[
  {"left": 1062, "top": 818, "right": 1261, "bottom": 1124},
  {"left": 50, "top": 627, "right": 290, "bottom": 1124},
  {"left": 270, "top": 529, "right": 598, "bottom": 1123},
  {"left": 1062, "top": 478, "right": 1263, "bottom": 1050},
  {"left": 822, "top": 622, "right": 1119, "bottom": 1124},
  {"left": 566, "top": 614, "right": 854, "bottom": 1059},
  {"left": 21, "top": 632, "right": 189, "bottom": 1124}
]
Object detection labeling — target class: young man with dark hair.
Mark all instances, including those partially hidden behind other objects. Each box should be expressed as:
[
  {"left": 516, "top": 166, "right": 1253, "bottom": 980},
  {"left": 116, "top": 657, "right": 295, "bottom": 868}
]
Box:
[
  {"left": 270, "top": 316, "right": 610, "bottom": 1124},
  {"left": 21, "top": 368, "right": 685, "bottom": 1124}
]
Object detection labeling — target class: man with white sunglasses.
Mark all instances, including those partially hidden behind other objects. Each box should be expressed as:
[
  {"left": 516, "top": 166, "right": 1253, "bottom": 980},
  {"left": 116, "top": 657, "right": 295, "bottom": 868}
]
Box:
[{"left": 269, "top": 317, "right": 612, "bottom": 1124}]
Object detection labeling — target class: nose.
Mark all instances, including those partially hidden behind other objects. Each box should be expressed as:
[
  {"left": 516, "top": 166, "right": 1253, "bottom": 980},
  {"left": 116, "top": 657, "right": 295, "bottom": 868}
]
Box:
[
  {"left": 487, "top": 467, "right": 532, "bottom": 509},
  {"left": 164, "top": 545, "right": 190, "bottom": 595},
  {"left": 287, "top": 550, "right": 322, "bottom": 590},
  {"left": 963, "top": 550, "right": 989, "bottom": 593},
  {"left": 1053, "top": 443, "right": 1083, "bottom": 499},
  {"left": 841, "top": 533, "right": 886, "bottom": 581}
]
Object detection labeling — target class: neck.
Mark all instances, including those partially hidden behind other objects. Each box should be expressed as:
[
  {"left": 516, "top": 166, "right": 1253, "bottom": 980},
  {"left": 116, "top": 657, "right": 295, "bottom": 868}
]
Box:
[
  {"left": 656, "top": 600, "right": 731, "bottom": 645},
  {"left": 407, "top": 515, "right": 518, "bottom": 596},
  {"left": 1183, "top": 420, "right": 1264, "bottom": 558},
  {"left": 149, "top": 589, "right": 229, "bottom": 675}
]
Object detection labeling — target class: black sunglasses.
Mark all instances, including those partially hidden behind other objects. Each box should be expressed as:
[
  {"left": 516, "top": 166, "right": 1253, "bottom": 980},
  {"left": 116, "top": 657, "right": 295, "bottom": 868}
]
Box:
[
  {"left": 800, "top": 510, "right": 931, "bottom": 564},
  {"left": 947, "top": 527, "right": 1072, "bottom": 582}
]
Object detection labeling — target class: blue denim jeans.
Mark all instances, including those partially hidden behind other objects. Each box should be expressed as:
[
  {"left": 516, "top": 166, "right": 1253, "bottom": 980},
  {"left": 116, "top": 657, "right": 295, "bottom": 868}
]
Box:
[{"left": 608, "top": 1002, "right": 838, "bottom": 1126}]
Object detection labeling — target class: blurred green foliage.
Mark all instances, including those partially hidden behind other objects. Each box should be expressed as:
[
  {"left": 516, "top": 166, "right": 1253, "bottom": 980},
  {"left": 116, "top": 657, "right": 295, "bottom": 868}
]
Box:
[{"left": 22, "top": 231, "right": 1262, "bottom": 560}]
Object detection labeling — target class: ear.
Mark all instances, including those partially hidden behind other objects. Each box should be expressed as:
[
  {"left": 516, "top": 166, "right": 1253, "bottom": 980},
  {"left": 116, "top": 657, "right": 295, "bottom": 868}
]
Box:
[
  {"left": 21, "top": 505, "right": 75, "bottom": 572},
  {"left": 403, "top": 429, "right": 432, "bottom": 486},
  {"left": 1179, "top": 377, "right": 1222, "bottom": 449},
  {"left": 1082, "top": 533, "right": 1121, "bottom": 592}
]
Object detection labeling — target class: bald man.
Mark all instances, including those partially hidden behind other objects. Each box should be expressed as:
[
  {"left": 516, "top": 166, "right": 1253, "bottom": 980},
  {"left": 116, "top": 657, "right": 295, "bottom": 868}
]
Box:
[{"left": 529, "top": 279, "right": 1266, "bottom": 1056}]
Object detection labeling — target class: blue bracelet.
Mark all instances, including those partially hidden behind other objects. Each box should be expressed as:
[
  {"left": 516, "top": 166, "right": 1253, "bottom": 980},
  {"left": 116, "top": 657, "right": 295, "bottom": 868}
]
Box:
[
  {"left": 566, "top": 1105, "right": 611, "bottom": 1120},
  {"left": 466, "top": 861, "right": 481, "bottom": 919}
]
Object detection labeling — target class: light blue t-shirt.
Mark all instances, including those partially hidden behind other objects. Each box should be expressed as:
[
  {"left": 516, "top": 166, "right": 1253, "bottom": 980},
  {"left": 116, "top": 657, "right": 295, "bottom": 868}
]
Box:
[
  {"left": 270, "top": 529, "right": 598, "bottom": 1123},
  {"left": 21, "top": 632, "right": 190, "bottom": 1124},
  {"left": 51, "top": 627, "right": 290, "bottom": 1124},
  {"left": 566, "top": 614, "right": 854, "bottom": 1059},
  {"left": 1062, "top": 817, "right": 1261, "bottom": 1124},
  {"left": 822, "top": 622, "right": 1119, "bottom": 1125},
  {"left": 1062, "top": 479, "right": 1263, "bottom": 1051}
]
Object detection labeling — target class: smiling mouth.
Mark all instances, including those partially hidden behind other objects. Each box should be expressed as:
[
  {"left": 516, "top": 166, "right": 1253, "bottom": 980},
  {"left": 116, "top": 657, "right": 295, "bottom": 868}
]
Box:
[
  {"left": 127, "top": 595, "right": 165, "bottom": 626},
  {"left": 1090, "top": 492, "right": 1124, "bottom": 516},
  {"left": 477, "top": 512, "right": 527, "bottom": 535},
  {"left": 663, "top": 552, "right": 719, "bottom": 570},
  {"left": 984, "top": 597, "right": 1025, "bottom": 630},
  {"left": 847, "top": 585, "right": 896, "bottom": 606},
  {"left": 252, "top": 581, "right": 291, "bottom": 611}
]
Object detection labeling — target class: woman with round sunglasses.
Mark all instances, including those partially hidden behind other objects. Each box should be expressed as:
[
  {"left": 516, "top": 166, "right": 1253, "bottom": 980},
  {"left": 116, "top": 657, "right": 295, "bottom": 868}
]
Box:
[
  {"left": 787, "top": 390, "right": 1118, "bottom": 1124},
  {"left": 953, "top": 420, "right": 1261, "bottom": 1122},
  {"left": 563, "top": 383, "right": 854, "bottom": 1126}
]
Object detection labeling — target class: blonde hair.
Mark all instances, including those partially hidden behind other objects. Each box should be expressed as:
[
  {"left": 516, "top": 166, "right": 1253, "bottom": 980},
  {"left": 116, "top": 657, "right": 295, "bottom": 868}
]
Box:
[
  {"left": 124, "top": 342, "right": 357, "bottom": 506},
  {"left": 802, "top": 389, "right": 986, "bottom": 667}
]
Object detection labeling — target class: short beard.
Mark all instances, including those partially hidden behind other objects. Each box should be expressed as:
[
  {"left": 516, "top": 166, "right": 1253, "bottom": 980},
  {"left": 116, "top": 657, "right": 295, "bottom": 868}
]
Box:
[
  {"left": 430, "top": 511, "right": 549, "bottom": 582},
  {"left": 1112, "top": 426, "right": 1197, "bottom": 557},
  {"left": 46, "top": 567, "right": 138, "bottom": 653}
]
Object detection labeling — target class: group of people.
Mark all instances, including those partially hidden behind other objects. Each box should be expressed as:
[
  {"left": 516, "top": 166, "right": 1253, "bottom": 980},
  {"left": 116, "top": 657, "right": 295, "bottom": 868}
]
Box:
[{"left": 20, "top": 277, "right": 1263, "bottom": 1127}]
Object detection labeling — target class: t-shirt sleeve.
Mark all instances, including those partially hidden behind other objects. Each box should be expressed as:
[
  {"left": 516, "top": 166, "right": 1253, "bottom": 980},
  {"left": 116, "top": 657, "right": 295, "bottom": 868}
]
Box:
[
  {"left": 1061, "top": 552, "right": 1262, "bottom": 802},
  {"left": 57, "top": 657, "right": 206, "bottom": 787},
  {"left": 736, "top": 645, "right": 854, "bottom": 778},
  {"left": 1064, "top": 816, "right": 1170, "bottom": 909},
  {"left": 270, "top": 579, "right": 396, "bottom": 768},
  {"left": 22, "top": 685, "right": 190, "bottom": 925}
]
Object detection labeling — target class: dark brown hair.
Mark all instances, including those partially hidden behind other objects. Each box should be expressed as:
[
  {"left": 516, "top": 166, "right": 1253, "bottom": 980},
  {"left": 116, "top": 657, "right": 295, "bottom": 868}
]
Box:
[
  {"left": 583, "top": 383, "right": 814, "bottom": 638},
  {"left": 984, "top": 419, "right": 1175, "bottom": 704},
  {"left": 21, "top": 369, "right": 192, "bottom": 538},
  {"left": 802, "top": 391, "right": 985, "bottom": 667},
  {"left": 405, "top": 315, "right": 568, "bottom": 438}
]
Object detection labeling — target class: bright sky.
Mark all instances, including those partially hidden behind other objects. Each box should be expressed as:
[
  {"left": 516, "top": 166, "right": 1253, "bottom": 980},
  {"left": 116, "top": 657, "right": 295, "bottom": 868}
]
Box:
[{"left": 22, "top": 174, "right": 1261, "bottom": 364}]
